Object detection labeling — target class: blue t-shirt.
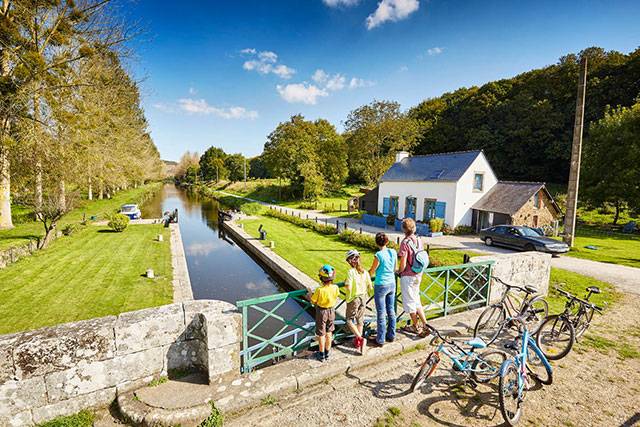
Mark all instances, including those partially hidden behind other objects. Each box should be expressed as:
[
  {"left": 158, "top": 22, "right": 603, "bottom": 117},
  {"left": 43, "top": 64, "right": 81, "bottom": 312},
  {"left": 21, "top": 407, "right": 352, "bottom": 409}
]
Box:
[{"left": 374, "top": 247, "right": 397, "bottom": 286}]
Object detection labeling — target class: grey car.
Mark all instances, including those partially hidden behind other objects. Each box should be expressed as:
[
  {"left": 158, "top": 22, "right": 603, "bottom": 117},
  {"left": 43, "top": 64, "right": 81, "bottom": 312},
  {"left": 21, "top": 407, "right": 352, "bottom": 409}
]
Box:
[{"left": 479, "top": 225, "right": 569, "bottom": 255}]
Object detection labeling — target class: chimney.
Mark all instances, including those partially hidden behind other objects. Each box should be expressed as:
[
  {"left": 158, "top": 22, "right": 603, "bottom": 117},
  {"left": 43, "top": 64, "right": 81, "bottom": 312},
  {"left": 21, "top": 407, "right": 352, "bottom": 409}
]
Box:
[{"left": 395, "top": 151, "right": 410, "bottom": 163}]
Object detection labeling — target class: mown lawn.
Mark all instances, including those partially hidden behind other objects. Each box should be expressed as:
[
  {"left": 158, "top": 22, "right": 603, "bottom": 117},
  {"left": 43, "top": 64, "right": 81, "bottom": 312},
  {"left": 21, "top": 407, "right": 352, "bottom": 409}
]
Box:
[
  {"left": 1, "top": 183, "right": 161, "bottom": 251},
  {"left": 563, "top": 228, "right": 640, "bottom": 269},
  {"left": 547, "top": 267, "right": 620, "bottom": 313},
  {"left": 0, "top": 223, "right": 172, "bottom": 334},
  {"left": 240, "top": 216, "right": 477, "bottom": 294},
  {"left": 213, "top": 180, "right": 364, "bottom": 217}
]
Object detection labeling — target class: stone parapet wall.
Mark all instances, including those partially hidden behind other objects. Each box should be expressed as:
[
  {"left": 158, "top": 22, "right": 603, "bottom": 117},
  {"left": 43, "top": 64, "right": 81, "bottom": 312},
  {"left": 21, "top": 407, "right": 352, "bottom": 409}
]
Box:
[
  {"left": 471, "top": 252, "right": 551, "bottom": 302},
  {"left": 0, "top": 300, "right": 241, "bottom": 426}
]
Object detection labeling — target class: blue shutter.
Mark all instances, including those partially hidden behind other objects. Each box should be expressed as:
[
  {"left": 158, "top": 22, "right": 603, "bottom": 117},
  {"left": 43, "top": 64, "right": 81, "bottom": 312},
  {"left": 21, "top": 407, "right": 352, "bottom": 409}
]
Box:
[
  {"left": 382, "top": 198, "right": 390, "bottom": 215},
  {"left": 435, "top": 201, "right": 446, "bottom": 219}
]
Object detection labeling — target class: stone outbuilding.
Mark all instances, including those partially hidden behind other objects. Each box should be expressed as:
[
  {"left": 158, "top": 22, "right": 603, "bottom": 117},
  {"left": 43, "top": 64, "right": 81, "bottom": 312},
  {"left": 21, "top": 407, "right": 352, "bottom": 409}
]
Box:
[{"left": 471, "top": 181, "right": 562, "bottom": 231}]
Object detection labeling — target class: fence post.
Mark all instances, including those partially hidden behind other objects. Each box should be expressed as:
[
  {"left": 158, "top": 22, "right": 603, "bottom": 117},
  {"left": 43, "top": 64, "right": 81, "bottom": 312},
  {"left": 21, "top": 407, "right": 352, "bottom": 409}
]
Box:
[
  {"left": 315, "top": 217, "right": 318, "bottom": 223},
  {"left": 325, "top": 218, "right": 328, "bottom": 225},
  {"left": 426, "top": 244, "right": 430, "bottom": 254},
  {"left": 241, "top": 305, "right": 249, "bottom": 373},
  {"left": 463, "top": 254, "right": 470, "bottom": 264},
  {"left": 444, "top": 269, "right": 450, "bottom": 316},
  {"left": 396, "top": 236, "right": 400, "bottom": 245},
  {"left": 359, "top": 227, "right": 362, "bottom": 234},
  {"left": 344, "top": 222, "right": 348, "bottom": 231}
]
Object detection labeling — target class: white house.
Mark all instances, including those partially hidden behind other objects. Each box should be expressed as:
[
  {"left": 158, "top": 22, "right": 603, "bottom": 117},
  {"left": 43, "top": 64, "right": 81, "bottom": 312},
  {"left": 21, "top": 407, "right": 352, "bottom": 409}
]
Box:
[{"left": 376, "top": 150, "right": 498, "bottom": 228}]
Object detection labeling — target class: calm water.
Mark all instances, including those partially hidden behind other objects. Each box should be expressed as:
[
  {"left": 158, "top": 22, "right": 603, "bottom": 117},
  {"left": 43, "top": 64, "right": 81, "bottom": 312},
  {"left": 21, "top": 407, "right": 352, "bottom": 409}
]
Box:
[{"left": 142, "top": 184, "right": 292, "bottom": 303}]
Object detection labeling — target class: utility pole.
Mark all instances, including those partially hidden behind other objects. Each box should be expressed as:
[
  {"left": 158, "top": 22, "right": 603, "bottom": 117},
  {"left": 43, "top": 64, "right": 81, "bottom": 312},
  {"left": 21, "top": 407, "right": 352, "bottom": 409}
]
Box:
[
  {"left": 564, "top": 56, "right": 588, "bottom": 247},
  {"left": 244, "top": 157, "right": 247, "bottom": 191}
]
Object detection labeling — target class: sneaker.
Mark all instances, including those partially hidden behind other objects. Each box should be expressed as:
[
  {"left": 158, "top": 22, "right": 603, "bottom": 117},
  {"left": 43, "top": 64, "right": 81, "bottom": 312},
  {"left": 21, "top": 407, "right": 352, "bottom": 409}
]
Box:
[
  {"left": 324, "top": 350, "right": 330, "bottom": 361},
  {"left": 353, "top": 337, "right": 360, "bottom": 348},
  {"left": 371, "top": 341, "right": 384, "bottom": 348},
  {"left": 315, "top": 351, "right": 325, "bottom": 362}
]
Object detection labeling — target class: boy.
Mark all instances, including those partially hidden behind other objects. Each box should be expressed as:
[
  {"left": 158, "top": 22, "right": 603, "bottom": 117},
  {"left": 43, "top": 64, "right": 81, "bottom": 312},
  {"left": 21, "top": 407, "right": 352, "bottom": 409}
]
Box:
[
  {"left": 310, "top": 264, "right": 340, "bottom": 361},
  {"left": 344, "top": 249, "right": 373, "bottom": 354}
]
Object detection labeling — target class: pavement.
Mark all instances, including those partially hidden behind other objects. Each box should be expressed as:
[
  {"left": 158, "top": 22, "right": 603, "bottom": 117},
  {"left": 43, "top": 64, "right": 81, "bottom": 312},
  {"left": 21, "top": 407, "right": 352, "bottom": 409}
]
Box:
[{"left": 218, "top": 191, "right": 640, "bottom": 295}]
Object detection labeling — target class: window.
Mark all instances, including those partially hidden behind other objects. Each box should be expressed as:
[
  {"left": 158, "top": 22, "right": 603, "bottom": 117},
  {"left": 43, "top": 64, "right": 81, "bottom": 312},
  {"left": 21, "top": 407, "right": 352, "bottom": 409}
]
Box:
[
  {"left": 405, "top": 197, "right": 417, "bottom": 219},
  {"left": 533, "top": 191, "right": 541, "bottom": 208},
  {"left": 423, "top": 199, "right": 436, "bottom": 221},
  {"left": 473, "top": 173, "right": 484, "bottom": 191}
]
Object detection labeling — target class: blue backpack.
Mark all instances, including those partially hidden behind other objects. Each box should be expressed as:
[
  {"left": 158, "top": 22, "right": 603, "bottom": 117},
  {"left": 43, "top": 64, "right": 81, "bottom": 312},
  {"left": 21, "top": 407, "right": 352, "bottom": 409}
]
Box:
[{"left": 407, "top": 238, "right": 429, "bottom": 273}]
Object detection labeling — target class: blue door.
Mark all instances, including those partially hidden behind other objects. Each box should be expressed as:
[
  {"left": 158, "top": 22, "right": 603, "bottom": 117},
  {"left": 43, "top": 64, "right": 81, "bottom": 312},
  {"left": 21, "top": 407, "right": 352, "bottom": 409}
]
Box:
[
  {"left": 405, "top": 197, "right": 417, "bottom": 219},
  {"left": 382, "top": 198, "right": 390, "bottom": 215},
  {"left": 435, "top": 201, "right": 446, "bottom": 219}
]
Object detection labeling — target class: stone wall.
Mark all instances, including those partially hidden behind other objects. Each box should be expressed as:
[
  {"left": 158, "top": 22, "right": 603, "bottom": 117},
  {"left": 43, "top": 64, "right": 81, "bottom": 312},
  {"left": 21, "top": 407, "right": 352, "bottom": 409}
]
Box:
[
  {"left": 471, "top": 252, "right": 552, "bottom": 302},
  {"left": 0, "top": 231, "right": 62, "bottom": 270},
  {"left": 0, "top": 300, "right": 241, "bottom": 426},
  {"left": 511, "top": 189, "right": 559, "bottom": 228}
]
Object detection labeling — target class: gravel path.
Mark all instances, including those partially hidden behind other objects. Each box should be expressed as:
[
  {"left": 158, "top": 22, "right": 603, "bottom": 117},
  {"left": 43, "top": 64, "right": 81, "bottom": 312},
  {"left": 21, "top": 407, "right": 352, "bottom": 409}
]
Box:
[{"left": 228, "top": 294, "right": 640, "bottom": 427}]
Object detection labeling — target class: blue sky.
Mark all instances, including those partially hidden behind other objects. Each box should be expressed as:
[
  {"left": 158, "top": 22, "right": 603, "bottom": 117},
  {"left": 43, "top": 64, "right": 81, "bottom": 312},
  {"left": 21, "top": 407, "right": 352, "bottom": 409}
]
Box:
[{"left": 123, "top": 0, "right": 640, "bottom": 161}]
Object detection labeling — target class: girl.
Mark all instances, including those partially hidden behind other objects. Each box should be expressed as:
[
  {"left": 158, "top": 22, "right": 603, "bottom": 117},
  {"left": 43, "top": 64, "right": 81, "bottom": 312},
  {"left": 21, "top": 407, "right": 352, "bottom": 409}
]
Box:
[
  {"left": 368, "top": 232, "right": 398, "bottom": 347},
  {"left": 344, "top": 249, "right": 373, "bottom": 354}
]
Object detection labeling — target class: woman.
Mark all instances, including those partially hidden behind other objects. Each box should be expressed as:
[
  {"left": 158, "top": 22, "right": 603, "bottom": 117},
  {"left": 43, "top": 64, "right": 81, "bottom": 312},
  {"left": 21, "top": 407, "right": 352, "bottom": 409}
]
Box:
[
  {"left": 368, "top": 232, "right": 397, "bottom": 347},
  {"left": 398, "top": 218, "right": 429, "bottom": 336}
]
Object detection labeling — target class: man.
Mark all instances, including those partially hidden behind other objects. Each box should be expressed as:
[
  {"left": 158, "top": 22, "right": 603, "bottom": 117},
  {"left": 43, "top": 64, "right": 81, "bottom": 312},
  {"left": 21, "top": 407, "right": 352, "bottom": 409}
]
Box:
[{"left": 398, "top": 218, "right": 429, "bottom": 336}]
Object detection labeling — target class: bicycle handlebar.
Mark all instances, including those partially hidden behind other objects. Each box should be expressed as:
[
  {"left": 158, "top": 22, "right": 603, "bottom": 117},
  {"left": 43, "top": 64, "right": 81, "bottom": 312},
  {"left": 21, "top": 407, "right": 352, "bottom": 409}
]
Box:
[
  {"left": 491, "top": 276, "right": 530, "bottom": 294},
  {"left": 555, "top": 287, "right": 603, "bottom": 312}
]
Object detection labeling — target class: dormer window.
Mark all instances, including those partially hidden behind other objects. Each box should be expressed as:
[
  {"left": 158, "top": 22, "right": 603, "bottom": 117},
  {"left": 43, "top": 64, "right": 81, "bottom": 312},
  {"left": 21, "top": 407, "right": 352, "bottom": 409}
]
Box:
[{"left": 473, "top": 173, "right": 484, "bottom": 191}]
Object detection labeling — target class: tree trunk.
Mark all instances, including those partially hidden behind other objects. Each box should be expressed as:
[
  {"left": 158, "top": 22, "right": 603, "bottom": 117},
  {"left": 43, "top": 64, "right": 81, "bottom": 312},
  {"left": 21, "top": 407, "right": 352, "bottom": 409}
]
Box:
[
  {"left": 99, "top": 182, "right": 104, "bottom": 200},
  {"left": 613, "top": 201, "right": 621, "bottom": 225},
  {"left": 0, "top": 149, "right": 13, "bottom": 229},
  {"left": 88, "top": 179, "right": 93, "bottom": 200},
  {"left": 35, "top": 160, "right": 43, "bottom": 210},
  {"left": 59, "top": 181, "right": 66, "bottom": 211},
  {"left": 38, "top": 224, "right": 56, "bottom": 249}
]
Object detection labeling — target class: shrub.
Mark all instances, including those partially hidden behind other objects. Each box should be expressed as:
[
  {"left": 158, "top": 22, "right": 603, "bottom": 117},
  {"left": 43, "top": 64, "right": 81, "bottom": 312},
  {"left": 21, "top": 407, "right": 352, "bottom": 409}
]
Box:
[
  {"left": 61, "top": 224, "right": 78, "bottom": 236},
  {"left": 453, "top": 225, "right": 474, "bottom": 235},
  {"left": 298, "top": 201, "right": 318, "bottom": 210},
  {"left": 338, "top": 230, "right": 399, "bottom": 251},
  {"left": 429, "top": 218, "right": 444, "bottom": 233},
  {"left": 107, "top": 213, "right": 130, "bottom": 232},
  {"left": 199, "top": 402, "right": 224, "bottom": 427},
  {"left": 386, "top": 214, "right": 396, "bottom": 226},
  {"left": 36, "top": 410, "right": 94, "bottom": 427},
  {"left": 265, "top": 208, "right": 337, "bottom": 235},
  {"left": 240, "top": 202, "right": 265, "bottom": 216}
]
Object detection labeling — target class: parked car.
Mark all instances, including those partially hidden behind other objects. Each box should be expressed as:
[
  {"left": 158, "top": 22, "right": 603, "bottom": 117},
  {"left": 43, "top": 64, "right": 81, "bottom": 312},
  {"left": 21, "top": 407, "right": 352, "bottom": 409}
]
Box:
[
  {"left": 479, "top": 225, "right": 569, "bottom": 255},
  {"left": 120, "top": 204, "right": 141, "bottom": 220}
]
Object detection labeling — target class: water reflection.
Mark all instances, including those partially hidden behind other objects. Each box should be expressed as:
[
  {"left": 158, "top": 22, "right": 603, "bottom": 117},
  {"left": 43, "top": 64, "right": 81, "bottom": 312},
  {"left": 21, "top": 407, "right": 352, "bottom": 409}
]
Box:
[{"left": 142, "top": 184, "right": 292, "bottom": 303}]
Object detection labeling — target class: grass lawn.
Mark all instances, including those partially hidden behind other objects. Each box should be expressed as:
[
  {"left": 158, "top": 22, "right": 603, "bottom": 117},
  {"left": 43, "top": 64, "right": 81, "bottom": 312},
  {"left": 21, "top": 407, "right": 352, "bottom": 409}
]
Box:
[
  {"left": 547, "top": 268, "right": 620, "bottom": 313},
  {"left": 240, "top": 216, "right": 478, "bottom": 296},
  {"left": 212, "top": 180, "right": 364, "bottom": 216},
  {"left": 0, "top": 223, "right": 172, "bottom": 334},
  {"left": 1, "top": 183, "right": 161, "bottom": 251},
  {"left": 560, "top": 228, "right": 640, "bottom": 269}
]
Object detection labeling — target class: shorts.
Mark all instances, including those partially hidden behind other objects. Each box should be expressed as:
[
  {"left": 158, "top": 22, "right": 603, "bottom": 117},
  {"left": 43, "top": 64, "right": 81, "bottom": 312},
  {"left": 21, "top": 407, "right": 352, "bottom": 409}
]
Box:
[
  {"left": 400, "top": 275, "right": 422, "bottom": 313},
  {"left": 346, "top": 296, "right": 365, "bottom": 325},
  {"left": 315, "top": 307, "right": 335, "bottom": 336}
]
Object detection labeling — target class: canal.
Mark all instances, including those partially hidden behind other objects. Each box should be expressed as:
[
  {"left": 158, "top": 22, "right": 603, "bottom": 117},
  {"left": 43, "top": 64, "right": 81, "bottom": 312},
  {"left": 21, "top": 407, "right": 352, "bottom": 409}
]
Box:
[{"left": 142, "top": 184, "right": 311, "bottom": 368}]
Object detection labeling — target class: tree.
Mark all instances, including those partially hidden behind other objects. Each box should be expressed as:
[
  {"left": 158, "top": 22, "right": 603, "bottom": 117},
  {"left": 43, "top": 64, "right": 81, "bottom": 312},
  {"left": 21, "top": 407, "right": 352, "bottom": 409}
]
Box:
[
  {"left": 249, "top": 155, "right": 270, "bottom": 179},
  {"left": 199, "top": 146, "right": 227, "bottom": 182},
  {"left": 175, "top": 151, "right": 200, "bottom": 182},
  {"left": 581, "top": 102, "right": 640, "bottom": 224},
  {"left": 344, "top": 100, "right": 419, "bottom": 185},
  {"left": 224, "top": 153, "right": 246, "bottom": 182},
  {"left": 315, "top": 119, "right": 347, "bottom": 191}
]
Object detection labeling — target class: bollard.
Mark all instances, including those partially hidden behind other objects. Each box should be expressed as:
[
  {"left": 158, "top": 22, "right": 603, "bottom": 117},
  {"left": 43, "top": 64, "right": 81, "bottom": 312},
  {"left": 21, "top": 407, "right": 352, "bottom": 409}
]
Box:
[
  {"left": 269, "top": 240, "right": 275, "bottom": 249},
  {"left": 396, "top": 236, "right": 400, "bottom": 245},
  {"left": 157, "top": 234, "right": 163, "bottom": 242},
  {"left": 315, "top": 217, "right": 318, "bottom": 223},
  {"left": 463, "top": 254, "right": 470, "bottom": 264},
  {"left": 325, "top": 218, "right": 328, "bottom": 225},
  {"left": 426, "top": 244, "right": 430, "bottom": 254},
  {"left": 359, "top": 227, "right": 362, "bottom": 234},
  {"left": 344, "top": 222, "right": 348, "bottom": 230},
  {"left": 146, "top": 268, "right": 155, "bottom": 279}
]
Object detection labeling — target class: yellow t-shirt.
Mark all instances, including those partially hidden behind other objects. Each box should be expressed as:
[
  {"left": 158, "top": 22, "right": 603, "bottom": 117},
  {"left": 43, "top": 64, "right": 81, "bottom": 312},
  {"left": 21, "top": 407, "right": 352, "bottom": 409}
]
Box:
[{"left": 311, "top": 283, "right": 339, "bottom": 308}]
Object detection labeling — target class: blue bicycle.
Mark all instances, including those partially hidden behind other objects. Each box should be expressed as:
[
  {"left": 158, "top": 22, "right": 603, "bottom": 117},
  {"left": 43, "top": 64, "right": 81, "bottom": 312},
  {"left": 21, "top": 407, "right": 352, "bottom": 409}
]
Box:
[
  {"left": 498, "top": 316, "right": 553, "bottom": 426},
  {"left": 410, "top": 326, "right": 507, "bottom": 393}
]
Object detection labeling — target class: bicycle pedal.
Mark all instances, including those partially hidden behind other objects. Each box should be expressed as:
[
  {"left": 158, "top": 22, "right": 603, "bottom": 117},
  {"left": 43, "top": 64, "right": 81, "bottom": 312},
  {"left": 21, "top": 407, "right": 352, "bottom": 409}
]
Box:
[{"left": 467, "top": 380, "right": 478, "bottom": 389}]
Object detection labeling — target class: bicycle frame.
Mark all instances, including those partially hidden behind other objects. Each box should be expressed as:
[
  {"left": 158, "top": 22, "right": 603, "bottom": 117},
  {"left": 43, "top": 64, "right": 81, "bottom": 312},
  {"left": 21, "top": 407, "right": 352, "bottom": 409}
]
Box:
[
  {"left": 434, "top": 341, "right": 486, "bottom": 375},
  {"left": 510, "top": 328, "right": 552, "bottom": 397}
]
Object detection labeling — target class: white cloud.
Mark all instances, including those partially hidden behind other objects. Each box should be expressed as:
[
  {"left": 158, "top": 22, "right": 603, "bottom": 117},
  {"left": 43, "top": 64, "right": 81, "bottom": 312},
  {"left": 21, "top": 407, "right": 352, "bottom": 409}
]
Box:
[
  {"left": 427, "top": 47, "right": 444, "bottom": 56},
  {"left": 326, "top": 74, "right": 346, "bottom": 91},
  {"left": 348, "top": 77, "right": 374, "bottom": 89},
  {"left": 188, "top": 87, "right": 197, "bottom": 95},
  {"left": 322, "top": 0, "right": 359, "bottom": 7},
  {"left": 366, "top": 0, "right": 420, "bottom": 30},
  {"left": 242, "top": 49, "right": 296, "bottom": 79},
  {"left": 312, "top": 69, "right": 328, "bottom": 84},
  {"left": 276, "top": 83, "right": 328, "bottom": 105},
  {"left": 178, "top": 98, "right": 258, "bottom": 120}
]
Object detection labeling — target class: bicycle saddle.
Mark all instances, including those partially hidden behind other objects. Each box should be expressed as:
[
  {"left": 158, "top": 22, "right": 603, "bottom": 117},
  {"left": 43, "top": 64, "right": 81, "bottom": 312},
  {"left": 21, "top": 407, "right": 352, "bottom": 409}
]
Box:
[
  {"left": 586, "top": 286, "right": 601, "bottom": 294},
  {"left": 524, "top": 285, "right": 537, "bottom": 294},
  {"left": 466, "top": 337, "right": 487, "bottom": 350}
]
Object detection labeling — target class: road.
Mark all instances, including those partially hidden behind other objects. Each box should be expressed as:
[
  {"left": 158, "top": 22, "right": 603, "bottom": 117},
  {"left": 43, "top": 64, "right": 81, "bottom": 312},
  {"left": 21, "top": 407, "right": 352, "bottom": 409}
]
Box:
[{"left": 220, "top": 191, "right": 640, "bottom": 295}]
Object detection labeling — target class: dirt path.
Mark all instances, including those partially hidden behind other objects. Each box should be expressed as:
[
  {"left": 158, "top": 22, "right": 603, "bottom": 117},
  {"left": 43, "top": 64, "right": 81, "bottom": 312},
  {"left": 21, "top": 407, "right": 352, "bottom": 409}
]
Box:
[{"left": 228, "top": 295, "right": 640, "bottom": 427}]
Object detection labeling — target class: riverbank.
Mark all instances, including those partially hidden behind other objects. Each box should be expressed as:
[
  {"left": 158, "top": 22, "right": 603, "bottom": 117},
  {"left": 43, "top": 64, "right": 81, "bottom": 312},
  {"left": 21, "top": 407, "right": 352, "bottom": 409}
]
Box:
[{"left": 0, "top": 223, "right": 173, "bottom": 334}]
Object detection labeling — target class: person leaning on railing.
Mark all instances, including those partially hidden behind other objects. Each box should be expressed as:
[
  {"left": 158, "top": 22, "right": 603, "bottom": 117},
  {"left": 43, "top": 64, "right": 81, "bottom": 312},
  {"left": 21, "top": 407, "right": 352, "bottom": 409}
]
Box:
[
  {"left": 398, "top": 218, "right": 430, "bottom": 337},
  {"left": 343, "top": 249, "right": 373, "bottom": 355},
  {"left": 310, "top": 265, "right": 340, "bottom": 362},
  {"left": 368, "top": 232, "right": 397, "bottom": 347}
]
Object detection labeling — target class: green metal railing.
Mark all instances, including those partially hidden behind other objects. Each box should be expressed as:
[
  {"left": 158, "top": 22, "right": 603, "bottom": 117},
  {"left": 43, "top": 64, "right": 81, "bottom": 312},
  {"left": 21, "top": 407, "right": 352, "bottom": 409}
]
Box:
[{"left": 236, "top": 260, "right": 494, "bottom": 373}]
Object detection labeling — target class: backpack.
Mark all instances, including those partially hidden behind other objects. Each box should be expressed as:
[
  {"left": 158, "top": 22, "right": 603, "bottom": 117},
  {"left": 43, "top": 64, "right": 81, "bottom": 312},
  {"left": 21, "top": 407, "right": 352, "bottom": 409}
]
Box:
[{"left": 407, "top": 237, "right": 429, "bottom": 274}]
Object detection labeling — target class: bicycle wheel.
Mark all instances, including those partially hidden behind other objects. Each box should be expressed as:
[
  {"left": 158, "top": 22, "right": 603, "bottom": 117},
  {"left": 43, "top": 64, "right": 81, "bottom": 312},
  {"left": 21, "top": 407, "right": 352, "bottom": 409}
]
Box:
[
  {"left": 526, "top": 344, "right": 553, "bottom": 385},
  {"left": 523, "top": 296, "right": 548, "bottom": 333},
  {"left": 410, "top": 352, "right": 439, "bottom": 393},
  {"left": 471, "top": 350, "right": 507, "bottom": 383},
  {"left": 473, "top": 305, "right": 506, "bottom": 346},
  {"left": 574, "top": 307, "right": 594, "bottom": 339},
  {"left": 536, "top": 315, "right": 575, "bottom": 360},
  {"left": 499, "top": 360, "right": 523, "bottom": 426}
]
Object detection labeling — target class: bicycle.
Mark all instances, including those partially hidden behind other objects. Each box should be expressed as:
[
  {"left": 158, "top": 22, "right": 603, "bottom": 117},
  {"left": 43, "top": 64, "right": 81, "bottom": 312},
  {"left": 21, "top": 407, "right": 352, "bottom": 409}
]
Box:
[
  {"left": 535, "top": 286, "right": 604, "bottom": 360},
  {"left": 498, "top": 316, "right": 553, "bottom": 426},
  {"left": 473, "top": 276, "right": 549, "bottom": 346},
  {"left": 410, "top": 326, "right": 507, "bottom": 393}
]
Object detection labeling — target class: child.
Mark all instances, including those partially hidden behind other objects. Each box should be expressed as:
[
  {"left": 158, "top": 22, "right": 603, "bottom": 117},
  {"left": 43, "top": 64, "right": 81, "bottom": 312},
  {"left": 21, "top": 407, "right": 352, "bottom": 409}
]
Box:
[
  {"left": 344, "top": 249, "right": 373, "bottom": 355},
  {"left": 310, "top": 264, "right": 340, "bottom": 361},
  {"left": 368, "top": 232, "right": 398, "bottom": 347}
]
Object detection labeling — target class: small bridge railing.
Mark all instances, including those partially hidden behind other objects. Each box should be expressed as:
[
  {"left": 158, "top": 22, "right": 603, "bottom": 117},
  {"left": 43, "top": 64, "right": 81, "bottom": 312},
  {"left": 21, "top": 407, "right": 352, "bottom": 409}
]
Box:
[{"left": 236, "top": 260, "right": 494, "bottom": 373}]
